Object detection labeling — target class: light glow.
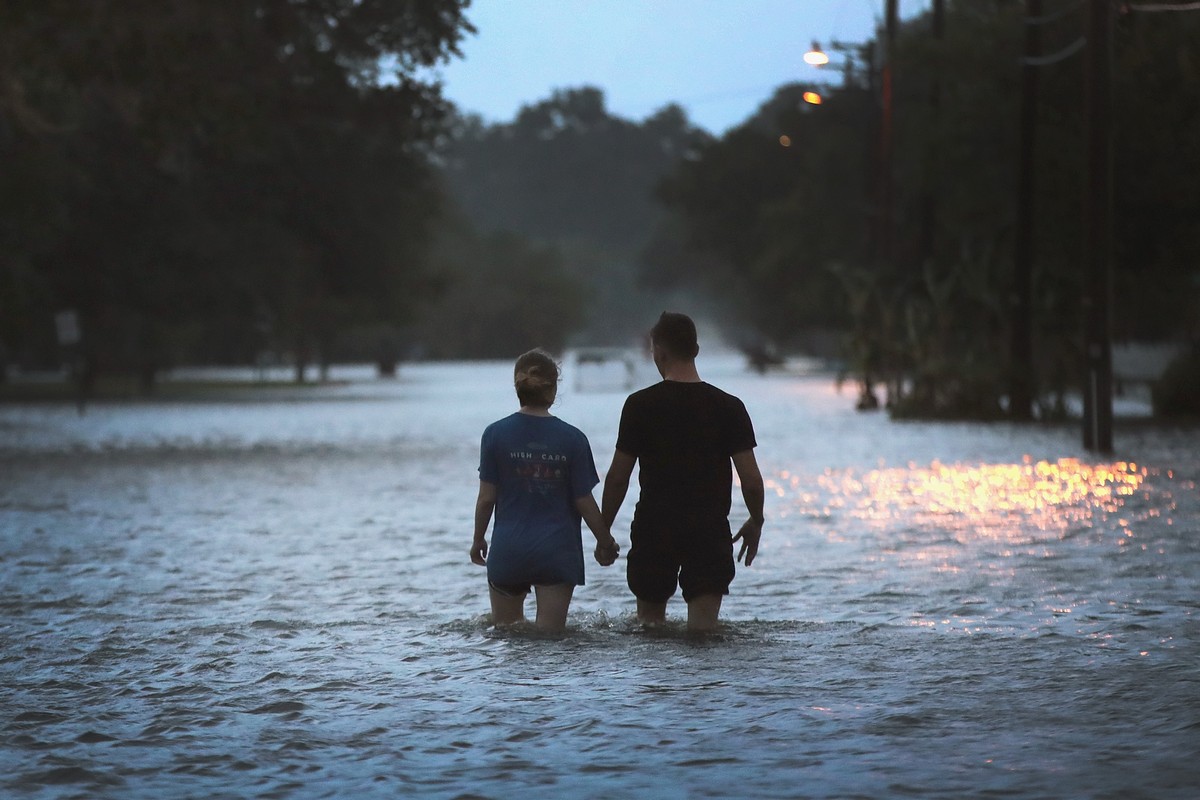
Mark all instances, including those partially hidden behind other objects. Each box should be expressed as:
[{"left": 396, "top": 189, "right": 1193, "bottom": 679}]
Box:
[{"left": 781, "top": 458, "right": 1149, "bottom": 543}]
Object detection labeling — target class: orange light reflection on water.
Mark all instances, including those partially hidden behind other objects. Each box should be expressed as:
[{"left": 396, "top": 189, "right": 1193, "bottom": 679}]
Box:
[{"left": 777, "top": 457, "right": 1148, "bottom": 542}]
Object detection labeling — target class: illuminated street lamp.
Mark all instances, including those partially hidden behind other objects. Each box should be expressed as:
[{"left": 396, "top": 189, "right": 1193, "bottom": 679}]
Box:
[
  {"left": 803, "top": 42, "right": 830, "bottom": 66},
  {"left": 802, "top": 91, "right": 823, "bottom": 105}
]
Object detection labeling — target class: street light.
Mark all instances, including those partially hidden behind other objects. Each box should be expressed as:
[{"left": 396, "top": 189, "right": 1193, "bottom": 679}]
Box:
[{"left": 803, "top": 42, "right": 830, "bottom": 66}]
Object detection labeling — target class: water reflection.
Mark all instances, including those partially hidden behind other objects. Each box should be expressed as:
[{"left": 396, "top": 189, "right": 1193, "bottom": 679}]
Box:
[
  {"left": 774, "top": 458, "right": 1151, "bottom": 542},
  {"left": 2, "top": 366, "right": 1199, "bottom": 798}
]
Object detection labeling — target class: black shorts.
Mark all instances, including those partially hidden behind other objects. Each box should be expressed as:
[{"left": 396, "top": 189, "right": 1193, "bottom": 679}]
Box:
[{"left": 626, "top": 519, "right": 735, "bottom": 603}]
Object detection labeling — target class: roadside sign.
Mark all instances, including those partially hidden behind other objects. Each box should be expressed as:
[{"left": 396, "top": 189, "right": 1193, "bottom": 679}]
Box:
[{"left": 55, "top": 310, "right": 81, "bottom": 346}]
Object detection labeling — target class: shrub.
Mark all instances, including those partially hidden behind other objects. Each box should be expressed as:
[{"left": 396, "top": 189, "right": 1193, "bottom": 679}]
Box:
[{"left": 1152, "top": 348, "right": 1200, "bottom": 418}]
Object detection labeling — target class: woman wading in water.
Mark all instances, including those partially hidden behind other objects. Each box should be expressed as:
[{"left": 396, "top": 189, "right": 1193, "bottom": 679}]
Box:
[{"left": 471, "top": 349, "right": 619, "bottom": 631}]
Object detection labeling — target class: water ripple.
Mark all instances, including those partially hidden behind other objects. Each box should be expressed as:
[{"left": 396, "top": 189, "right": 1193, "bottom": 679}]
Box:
[{"left": 1, "top": 363, "right": 1198, "bottom": 798}]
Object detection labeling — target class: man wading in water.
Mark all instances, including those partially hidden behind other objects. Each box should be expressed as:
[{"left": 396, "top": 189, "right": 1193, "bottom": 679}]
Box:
[{"left": 602, "top": 312, "right": 765, "bottom": 632}]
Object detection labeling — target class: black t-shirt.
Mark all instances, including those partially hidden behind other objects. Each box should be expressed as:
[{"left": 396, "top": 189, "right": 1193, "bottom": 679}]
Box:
[{"left": 615, "top": 380, "right": 757, "bottom": 525}]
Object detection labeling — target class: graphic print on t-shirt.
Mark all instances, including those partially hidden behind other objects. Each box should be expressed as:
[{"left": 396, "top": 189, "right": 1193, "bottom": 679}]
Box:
[{"left": 509, "top": 440, "right": 570, "bottom": 497}]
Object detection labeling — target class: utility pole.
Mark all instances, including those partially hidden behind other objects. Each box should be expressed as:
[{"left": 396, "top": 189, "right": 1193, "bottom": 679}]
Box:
[
  {"left": 917, "top": 0, "right": 945, "bottom": 266},
  {"left": 1010, "top": 0, "right": 1041, "bottom": 421},
  {"left": 878, "top": 0, "right": 899, "bottom": 264},
  {"left": 1082, "top": 0, "right": 1114, "bottom": 453}
]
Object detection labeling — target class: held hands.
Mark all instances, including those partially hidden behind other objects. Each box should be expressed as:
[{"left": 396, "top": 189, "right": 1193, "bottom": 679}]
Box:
[
  {"left": 473, "top": 536, "right": 619, "bottom": 567},
  {"left": 469, "top": 537, "right": 487, "bottom": 566},
  {"left": 594, "top": 536, "right": 620, "bottom": 567},
  {"left": 733, "top": 517, "right": 763, "bottom": 566}
]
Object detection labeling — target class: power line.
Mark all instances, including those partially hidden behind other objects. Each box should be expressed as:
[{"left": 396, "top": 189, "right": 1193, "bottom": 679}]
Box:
[
  {"left": 1021, "top": 36, "right": 1087, "bottom": 66},
  {"left": 1125, "top": 1, "right": 1200, "bottom": 10},
  {"left": 1025, "top": 0, "right": 1086, "bottom": 25}
]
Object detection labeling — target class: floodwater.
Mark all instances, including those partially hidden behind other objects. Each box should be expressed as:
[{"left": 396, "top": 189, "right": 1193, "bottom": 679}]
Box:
[{"left": 1, "top": 356, "right": 1197, "bottom": 799}]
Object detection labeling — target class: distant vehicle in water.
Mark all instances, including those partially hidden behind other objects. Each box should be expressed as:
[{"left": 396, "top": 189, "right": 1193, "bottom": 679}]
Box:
[{"left": 569, "top": 347, "right": 642, "bottom": 392}]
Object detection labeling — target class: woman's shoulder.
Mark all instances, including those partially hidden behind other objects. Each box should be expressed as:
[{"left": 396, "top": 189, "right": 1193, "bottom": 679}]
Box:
[
  {"left": 482, "top": 412, "right": 521, "bottom": 436},
  {"left": 546, "top": 416, "right": 592, "bottom": 444},
  {"left": 547, "top": 415, "right": 585, "bottom": 434}
]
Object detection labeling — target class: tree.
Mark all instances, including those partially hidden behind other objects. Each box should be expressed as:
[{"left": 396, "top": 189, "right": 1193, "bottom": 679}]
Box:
[
  {"left": 648, "top": 1, "right": 1200, "bottom": 418},
  {"left": 0, "top": 0, "right": 472, "bottom": 385},
  {"left": 437, "top": 88, "right": 712, "bottom": 347},
  {"left": 414, "top": 211, "right": 586, "bottom": 359},
  {"left": 647, "top": 82, "right": 868, "bottom": 349},
  {"left": 443, "top": 87, "right": 697, "bottom": 250}
]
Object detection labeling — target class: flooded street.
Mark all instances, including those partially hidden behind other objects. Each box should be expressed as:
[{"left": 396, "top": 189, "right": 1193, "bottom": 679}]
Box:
[{"left": 2, "top": 356, "right": 1198, "bottom": 799}]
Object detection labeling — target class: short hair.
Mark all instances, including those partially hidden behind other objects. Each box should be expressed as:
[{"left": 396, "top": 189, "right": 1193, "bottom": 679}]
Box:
[
  {"left": 650, "top": 312, "right": 699, "bottom": 359},
  {"left": 513, "top": 349, "right": 560, "bottom": 407}
]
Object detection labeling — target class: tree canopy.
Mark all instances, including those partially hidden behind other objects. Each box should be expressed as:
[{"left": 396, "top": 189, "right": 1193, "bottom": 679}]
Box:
[
  {"left": 433, "top": 88, "right": 713, "bottom": 348},
  {"left": 0, "top": 0, "right": 471, "bottom": 384},
  {"left": 646, "top": 1, "right": 1200, "bottom": 417},
  {"left": 5, "top": 1, "right": 1196, "bottom": 394}
]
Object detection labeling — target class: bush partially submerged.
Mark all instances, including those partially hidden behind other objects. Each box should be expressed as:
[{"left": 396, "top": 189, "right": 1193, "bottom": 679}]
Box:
[{"left": 1152, "top": 349, "right": 1200, "bottom": 419}]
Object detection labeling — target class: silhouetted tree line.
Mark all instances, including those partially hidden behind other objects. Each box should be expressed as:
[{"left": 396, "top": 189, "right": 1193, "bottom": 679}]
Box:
[
  {"left": 428, "top": 87, "right": 713, "bottom": 352},
  {"left": 3, "top": 1, "right": 1197, "bottom": 407},
  {"left": 645, "top": 1, "right": 1200, "bottom": 418},
  {"left": 1, "top": 0, "right": 471, "bottom": 387},
  {"left": 1, "top": 8, "right": 713, "bottom": 379}
]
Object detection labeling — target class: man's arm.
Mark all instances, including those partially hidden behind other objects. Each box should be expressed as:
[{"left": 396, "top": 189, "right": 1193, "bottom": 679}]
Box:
[
  {"left": 601, "top": 450, "right": 636, "bottom": 529},
  {"left": 470, "top": 480, "right": 497, "bottom": 566},
  {"left": 731, "top": 449, "right": 764, "bottom": 565}
]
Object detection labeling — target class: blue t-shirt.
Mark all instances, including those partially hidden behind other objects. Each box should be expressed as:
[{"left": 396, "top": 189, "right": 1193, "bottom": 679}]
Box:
[{"left": 478, "top": 413, "right": 599, "bottom": 587}]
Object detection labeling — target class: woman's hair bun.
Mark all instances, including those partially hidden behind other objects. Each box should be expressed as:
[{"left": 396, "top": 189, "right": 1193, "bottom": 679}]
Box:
[{"left": 514, "top": 369, "right": 552, "bottom": 389}]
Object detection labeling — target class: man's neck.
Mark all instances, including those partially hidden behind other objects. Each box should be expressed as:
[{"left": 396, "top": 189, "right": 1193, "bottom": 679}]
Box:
[{"left": 660, "top": 360, "right": 702, "bottom": 383}]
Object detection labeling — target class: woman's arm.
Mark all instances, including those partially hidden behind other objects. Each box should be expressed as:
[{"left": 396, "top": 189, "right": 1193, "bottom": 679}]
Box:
[
  {"left": 470, "top": 480, "right": 497, "bottom": 566},
  {"left": 575, "top": 493, "right": 619, "bottom": 566}
]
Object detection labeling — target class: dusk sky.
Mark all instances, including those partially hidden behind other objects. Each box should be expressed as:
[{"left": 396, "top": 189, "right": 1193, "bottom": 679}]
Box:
[{"left": 433, "top": 0, "right": 936, "bottom": 135}]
